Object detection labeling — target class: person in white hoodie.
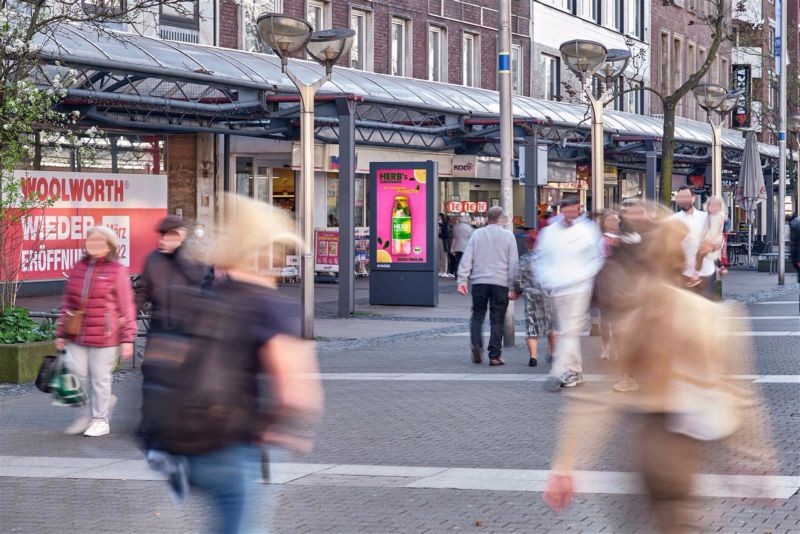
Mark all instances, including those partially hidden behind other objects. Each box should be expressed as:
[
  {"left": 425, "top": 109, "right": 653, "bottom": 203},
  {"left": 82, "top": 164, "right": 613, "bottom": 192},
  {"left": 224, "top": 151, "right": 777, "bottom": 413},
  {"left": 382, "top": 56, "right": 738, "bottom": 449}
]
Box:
[{"left": 535, "top": 197, "right": 605, "bottom": 390}]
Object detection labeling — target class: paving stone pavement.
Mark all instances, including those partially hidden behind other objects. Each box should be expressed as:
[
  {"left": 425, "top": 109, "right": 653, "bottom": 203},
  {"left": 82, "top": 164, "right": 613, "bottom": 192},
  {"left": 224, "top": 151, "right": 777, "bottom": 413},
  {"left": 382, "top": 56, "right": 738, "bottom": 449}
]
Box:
[{"left": 1, "top": 286, "right": 798, "bottom": 532}]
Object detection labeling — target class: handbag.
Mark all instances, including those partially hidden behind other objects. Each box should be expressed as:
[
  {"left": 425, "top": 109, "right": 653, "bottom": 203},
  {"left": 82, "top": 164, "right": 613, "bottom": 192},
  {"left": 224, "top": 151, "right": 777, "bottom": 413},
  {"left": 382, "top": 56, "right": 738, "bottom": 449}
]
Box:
[
  {"left": 35, "top": 354, "right": 58, "bottom": 393},
  {"left": 63, "top": 265, "right": 96, "bottom": 337}
]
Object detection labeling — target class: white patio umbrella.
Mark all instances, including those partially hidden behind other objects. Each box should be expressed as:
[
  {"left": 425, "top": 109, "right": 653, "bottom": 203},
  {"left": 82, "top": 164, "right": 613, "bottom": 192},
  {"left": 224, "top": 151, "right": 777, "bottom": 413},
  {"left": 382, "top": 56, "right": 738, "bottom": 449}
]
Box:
[{"left": 735, "top": 131, "right": 767, "bottom": 267}]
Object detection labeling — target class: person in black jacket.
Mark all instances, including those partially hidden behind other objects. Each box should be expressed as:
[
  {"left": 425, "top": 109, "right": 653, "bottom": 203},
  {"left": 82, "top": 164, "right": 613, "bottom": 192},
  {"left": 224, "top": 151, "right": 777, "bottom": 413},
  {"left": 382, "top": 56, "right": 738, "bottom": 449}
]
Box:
[
  {"left": 135, "top": 216, "right": 211, "bottom": 332},
  {"left": 790, "top": 214, "right": 800, "bottom": 281}
]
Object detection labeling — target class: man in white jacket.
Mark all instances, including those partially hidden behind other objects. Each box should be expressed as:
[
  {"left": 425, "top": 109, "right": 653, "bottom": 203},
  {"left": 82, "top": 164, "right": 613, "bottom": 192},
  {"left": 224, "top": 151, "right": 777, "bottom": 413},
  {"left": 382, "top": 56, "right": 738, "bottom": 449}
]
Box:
[{"left": 535, "top": 197, "right": 604, "bottom": 390}]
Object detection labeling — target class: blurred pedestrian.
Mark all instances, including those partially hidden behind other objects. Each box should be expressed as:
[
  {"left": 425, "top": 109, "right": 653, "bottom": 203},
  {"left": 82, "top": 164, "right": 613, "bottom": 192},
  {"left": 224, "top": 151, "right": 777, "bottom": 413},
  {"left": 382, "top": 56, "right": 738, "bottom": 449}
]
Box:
[
  {"left": 140, "top": 195, "right": 323, "bottom": 533},
  {"left": 544, "top": 216, "right": 778, "bottom": 533},
  {"left": 696, "top": 196, "right": 726, "bottom": 277},
  {"left": 535, "top": 198, "right": 604, "bottom": 390},
  {"left": 791, "top": 213, "right": 800, "bottom": 282},
  {"left": 438, "top": 213, "right": 453, "bottom": 277},
  {"left": 457, "top": 206, "right": 519, "bottom": 366},
  {"left": 136, "top": 216, "right": 211, "bottom": 333},
  {"left": 598, "top": 211, "right": 621, "bottom": 361},
  {"left": 451, "top": 214, "right": 474, "bottom": 276},
  {"left": 56, "top": 226, "right": 137, "bottom": 437},
  {"left": 673, "top": 186, "right": 720, "bottom": 298},
  {"left": 512, "top": 230, "right": 556, "bottom": 367}
]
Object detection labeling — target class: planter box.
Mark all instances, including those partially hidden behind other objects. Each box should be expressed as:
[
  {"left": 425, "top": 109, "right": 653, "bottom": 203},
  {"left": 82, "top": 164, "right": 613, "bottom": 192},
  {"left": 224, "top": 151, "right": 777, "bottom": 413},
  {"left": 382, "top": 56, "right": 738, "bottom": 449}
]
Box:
[{"left": 0, "top": 341, "right": 57, "bottom": 384}]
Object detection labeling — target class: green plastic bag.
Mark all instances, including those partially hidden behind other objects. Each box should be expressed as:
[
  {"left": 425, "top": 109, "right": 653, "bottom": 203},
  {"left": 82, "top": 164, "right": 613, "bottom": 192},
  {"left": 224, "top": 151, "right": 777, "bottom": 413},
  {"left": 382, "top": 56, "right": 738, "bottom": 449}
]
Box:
[{"left": 49, "top": 354, "right": 87, "bottom": 407}]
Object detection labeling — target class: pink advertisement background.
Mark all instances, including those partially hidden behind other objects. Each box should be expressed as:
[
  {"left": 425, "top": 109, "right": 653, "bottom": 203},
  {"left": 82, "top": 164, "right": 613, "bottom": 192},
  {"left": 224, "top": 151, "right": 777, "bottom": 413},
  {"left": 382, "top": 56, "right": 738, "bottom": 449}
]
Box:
[{"left": 375, "top": 168, "right": 427, "bottom": 265}]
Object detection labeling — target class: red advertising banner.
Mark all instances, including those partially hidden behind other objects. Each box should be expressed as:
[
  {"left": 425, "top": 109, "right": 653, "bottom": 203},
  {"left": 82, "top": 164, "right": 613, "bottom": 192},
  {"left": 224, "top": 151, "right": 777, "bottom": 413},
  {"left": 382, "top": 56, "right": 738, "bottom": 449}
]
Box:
[
  {"left": 7, "top": 171, "right": 168, "bottom": 281},
  {"left": 445, "top": 201, "right": 488, "bottom": 214}
]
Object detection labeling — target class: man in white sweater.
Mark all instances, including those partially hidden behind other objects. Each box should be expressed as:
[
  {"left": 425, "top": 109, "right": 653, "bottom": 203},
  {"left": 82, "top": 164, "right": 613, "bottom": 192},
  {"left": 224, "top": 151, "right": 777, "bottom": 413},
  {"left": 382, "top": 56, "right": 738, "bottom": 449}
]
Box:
[
  {"left": 535, "top": 198, "right": 604, "bottom": 390},
  {"left": 457, "top": 206, "right": 519, "bottom": 366}
]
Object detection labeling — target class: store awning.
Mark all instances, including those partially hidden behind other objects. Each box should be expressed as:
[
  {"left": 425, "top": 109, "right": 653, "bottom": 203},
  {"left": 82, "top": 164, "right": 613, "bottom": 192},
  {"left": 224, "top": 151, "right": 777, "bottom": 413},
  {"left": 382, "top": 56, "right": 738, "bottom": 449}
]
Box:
[{"left": 33, "top": 23, "right": 779, "bottom": 159}]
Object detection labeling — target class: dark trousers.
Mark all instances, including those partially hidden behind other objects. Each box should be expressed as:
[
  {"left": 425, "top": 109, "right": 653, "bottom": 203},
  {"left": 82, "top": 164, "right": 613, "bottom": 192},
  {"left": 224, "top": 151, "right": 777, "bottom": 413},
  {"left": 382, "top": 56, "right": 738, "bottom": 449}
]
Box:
[
  {"left": 689, "top": 275, "right": 715, "bottom": 300},
  {"left": 470, "top": 284, "right": 510, "bottom": 358},
  {"left": 452, "top": 252, "right": 464, "bottom": 276}
]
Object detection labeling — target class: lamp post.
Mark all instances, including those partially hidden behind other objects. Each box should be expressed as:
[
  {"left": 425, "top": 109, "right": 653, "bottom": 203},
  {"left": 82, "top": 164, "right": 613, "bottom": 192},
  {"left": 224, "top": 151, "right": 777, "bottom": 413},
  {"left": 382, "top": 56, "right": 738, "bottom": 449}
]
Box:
[
  {"left": 692, "top": 84, "right": 743, "bottom": 198},
  {"left": 789, "top": 114, "right": 800, "bottom": 217},
  {"left": 560, "top": 41, "right": 629, "bottom": 212},
  {"left": 257, "top": 14, "right": 354, "bottom": 339}
]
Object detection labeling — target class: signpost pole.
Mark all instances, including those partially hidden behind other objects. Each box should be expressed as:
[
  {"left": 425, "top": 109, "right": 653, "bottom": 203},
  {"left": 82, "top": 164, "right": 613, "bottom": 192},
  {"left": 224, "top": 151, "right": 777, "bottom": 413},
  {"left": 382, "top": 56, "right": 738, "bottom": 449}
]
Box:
[
  {"left": 498, "top": 0, "right": 515, "bottom": 347},
  {"left": 777, "top": 0, "right": 787, "bottom": 285},
  {"left": 336, "top": 97, "right": 356, "bottom": 318}
]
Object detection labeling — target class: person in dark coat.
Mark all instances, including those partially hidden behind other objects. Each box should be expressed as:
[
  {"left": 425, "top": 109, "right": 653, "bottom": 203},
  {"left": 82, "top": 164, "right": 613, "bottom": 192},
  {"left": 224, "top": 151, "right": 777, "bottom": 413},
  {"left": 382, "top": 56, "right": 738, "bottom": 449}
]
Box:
[{"left": 135, "top": 216, "right": 211, "bottom": 333}]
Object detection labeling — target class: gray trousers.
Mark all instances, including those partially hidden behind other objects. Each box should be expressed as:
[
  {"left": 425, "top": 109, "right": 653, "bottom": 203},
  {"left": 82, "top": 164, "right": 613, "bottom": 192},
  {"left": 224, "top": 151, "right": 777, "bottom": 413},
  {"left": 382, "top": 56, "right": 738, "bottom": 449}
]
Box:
[{"left": 65, "top": 344, "right": 119, "bottom": 421}]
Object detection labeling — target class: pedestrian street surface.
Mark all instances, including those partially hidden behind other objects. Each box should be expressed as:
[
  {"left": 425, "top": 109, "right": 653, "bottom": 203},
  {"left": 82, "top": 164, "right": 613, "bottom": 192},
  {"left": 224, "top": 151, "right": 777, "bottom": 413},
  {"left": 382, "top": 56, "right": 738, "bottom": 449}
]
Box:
[{"left": 1, "top": 286, "right": 799, "bottom": 533}]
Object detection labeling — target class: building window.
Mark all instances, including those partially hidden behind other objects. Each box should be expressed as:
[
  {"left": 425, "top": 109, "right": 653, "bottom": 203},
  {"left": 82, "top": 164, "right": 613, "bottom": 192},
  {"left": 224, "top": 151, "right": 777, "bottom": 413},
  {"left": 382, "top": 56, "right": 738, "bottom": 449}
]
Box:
[
  {"left": 626, "top": 0, "right": 644, "bottom": 40},
  {"left": 672, "top": 37, "right": 683, "bottom": 112},
  {"left": 699, "top": 47, "right": 706, "bottom": 81},
  {"left": 308, "top": 0, "right": 329, "bottom": 31},
  {"left": 541, "top": 53, "right": 560, "bottom": 100},
  {"left": 243, "top": 0, "right": 282, "bottom": 53},
  {"left": 660, "top": 32, "right": 671, "bottom": 95},
  {"left": 768, "top": 24, "right": 775, "bottom": 58},
  {"left": 720, "top": 57, "right": 729, "bottom": 88},
  {"left": 428, "top": 26, "right": 446, "bottom": 82},
  {"left": 687, "top": 42, "right": 697, "bottom": 119},
  {"left": 351, "top": 9, "right": 371, "bottom": 70},
  {"left": 551, "top": 0, "right": 576, "bottom": 13},
  {"left": 462, "top": 32, "right": 479, "bottom": 87},
  {"left": 609, "top": 0, "right": 624, "bottom": 31},
  {"left": 511, "top": 44, "right": 523, "bottom": 95},
  {"left": 391, "top": 17, "right": 411, "bottom": 77},
  {"left": 82, "top": 0, "right": 126, "bottom": 17},
  {"left": 627, "top": 80, "right": 644, "bottom": 114},
  {"left": 580, "top": 0, "right": 601, "bottom": 22},
  {"left": 160, "top": 0, "right": 199, "bottom": 28}
]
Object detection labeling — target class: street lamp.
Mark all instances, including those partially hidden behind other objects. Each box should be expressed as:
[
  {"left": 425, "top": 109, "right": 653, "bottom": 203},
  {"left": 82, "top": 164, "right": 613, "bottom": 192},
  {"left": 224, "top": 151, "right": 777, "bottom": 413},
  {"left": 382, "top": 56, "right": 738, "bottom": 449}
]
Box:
[
  {"left": 692, "top": 83, "right": 743, "bottom": 198},
  {"left": 257, "top": 13, "right": 354, "bottom": 339},
  {"left": 560, "top": 40, "right": 630, "bottom": 212},
  {"left": 788, "top": 113, "right": 800, "bottom": 216}
]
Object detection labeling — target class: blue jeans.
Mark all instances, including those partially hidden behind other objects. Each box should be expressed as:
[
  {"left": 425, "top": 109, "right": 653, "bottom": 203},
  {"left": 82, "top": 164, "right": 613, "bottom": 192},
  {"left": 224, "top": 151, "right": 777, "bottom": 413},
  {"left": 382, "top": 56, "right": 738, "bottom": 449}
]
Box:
[{"left": 186, "top": 444, "right": 264, "bottom": 533}]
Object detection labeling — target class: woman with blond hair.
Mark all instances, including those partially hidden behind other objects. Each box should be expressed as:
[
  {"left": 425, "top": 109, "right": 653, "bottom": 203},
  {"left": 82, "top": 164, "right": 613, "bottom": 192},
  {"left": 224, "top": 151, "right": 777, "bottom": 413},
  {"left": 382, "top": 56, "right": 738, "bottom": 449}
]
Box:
[
  {"left": 141, "top": 195, "right": 323, "bottom": 533},
  {"left": 56, "top": 226, "right": 137, "bottom": 437}
]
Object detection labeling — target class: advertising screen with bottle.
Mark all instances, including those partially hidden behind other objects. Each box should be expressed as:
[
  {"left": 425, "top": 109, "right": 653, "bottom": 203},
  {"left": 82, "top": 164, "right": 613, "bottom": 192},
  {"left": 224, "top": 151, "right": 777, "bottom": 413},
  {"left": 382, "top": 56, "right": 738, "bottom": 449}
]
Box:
[{"left": 372, "top": 165, "right": 430, "bottom": 268}]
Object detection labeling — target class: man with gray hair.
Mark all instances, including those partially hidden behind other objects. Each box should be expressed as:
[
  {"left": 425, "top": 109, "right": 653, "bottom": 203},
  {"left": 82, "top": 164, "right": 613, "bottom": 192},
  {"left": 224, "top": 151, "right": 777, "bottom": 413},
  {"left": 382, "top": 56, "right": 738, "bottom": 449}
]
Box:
[
  {"left": 451, "top": 214, "right": 474, "bottom": 276},
  {"left": 457, "top": 206, "right": 519, "bottom": 366}
]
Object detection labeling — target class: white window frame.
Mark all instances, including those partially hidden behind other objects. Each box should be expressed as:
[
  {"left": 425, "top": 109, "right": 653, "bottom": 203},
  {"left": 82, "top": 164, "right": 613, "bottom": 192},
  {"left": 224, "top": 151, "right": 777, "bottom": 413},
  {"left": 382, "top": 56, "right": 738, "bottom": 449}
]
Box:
[
  {"left": 350, "top": 8, "right": 373, "bottom": 71},
  {"left": 627, "top": 80, "right": 644, "bottom": 114},
  {"left": 462, "top": 32, "right": 480, "bottom": 87},
  {"left": 687, "top": 41, "right": 697, "bottom": 119},
  {"left": 428, "top": 25, "right": 447, "bottom": 82},
  {"left": 541, "top": 53, "right": 560, "bottom": 101},
  {"left": 673, "top": 36, "right": 684, "bottom": 114},
  {"left": 511, "top": 44, "right": 523, "bottom": 95},
  {"left": 241, "top": 0, "right": 283, "bottom": 53},
  {"left": 660, "top": 31, "right": 671, "bottom": 95},
  {"left": 307, "top": 0, "right": 330, "bottom": 32},
  {"left": 390, "top": 17, "right": 412, "bottom": 78}
]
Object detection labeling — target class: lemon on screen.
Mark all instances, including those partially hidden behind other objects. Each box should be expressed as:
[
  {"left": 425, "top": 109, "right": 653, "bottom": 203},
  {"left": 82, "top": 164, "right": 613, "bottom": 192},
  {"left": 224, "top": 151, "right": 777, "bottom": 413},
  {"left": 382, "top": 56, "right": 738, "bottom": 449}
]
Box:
[
  {"left": 413, "top": 169, "right": 427, "bottom": 183},
  {"left": 376, "top": 249, "right": 392, "bottom": 263}
]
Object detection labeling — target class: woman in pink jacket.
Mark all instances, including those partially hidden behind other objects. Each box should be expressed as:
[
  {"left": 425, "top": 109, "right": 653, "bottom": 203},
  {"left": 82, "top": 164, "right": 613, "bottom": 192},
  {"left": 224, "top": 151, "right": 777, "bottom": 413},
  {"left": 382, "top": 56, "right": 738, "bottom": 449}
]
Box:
[{"left": 56, "top": 226, "right": 137, "bottom": 437}]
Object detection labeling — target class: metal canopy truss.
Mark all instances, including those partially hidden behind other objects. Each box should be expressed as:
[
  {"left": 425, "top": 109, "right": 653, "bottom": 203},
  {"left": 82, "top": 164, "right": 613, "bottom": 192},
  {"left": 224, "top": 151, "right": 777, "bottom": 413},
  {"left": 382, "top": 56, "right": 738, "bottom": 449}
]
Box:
[{"left": 34, "top": 23, "right": 782, "bottom": 161}]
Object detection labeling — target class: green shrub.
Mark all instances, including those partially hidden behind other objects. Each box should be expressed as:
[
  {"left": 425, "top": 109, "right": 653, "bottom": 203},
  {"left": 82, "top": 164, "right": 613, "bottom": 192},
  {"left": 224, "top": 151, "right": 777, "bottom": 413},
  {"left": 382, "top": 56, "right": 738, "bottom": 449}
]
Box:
[{"left": 0, "top": 307, "right": 55, "bottom": 344}]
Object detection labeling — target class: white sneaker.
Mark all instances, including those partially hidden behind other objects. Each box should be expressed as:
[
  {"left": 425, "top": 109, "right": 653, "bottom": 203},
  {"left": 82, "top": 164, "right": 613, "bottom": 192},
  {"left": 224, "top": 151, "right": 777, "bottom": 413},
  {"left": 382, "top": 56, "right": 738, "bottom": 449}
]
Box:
[
  {"left": 64, "top": 415, "right": 92, "bottom": 435},
  {"left": 83, "top": 419, "right": 110, "bottom": 437}
]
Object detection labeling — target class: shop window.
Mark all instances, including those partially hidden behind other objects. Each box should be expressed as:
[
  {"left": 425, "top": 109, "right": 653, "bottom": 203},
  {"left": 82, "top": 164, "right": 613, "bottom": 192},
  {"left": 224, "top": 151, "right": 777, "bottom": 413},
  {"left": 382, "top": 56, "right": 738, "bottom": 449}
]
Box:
[
  {"left": 242, "top": 0, "right": 282, "bottom": 53},
  {"left": 81, "top": 0, "right": 126, "bottom": 17}
]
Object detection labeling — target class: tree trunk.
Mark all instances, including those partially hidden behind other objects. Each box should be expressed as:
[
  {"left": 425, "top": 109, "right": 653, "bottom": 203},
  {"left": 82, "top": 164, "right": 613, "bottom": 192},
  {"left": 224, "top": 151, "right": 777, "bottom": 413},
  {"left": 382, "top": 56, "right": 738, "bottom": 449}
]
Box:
[{"left": 659, "top": 102, "right": 678, "bottom": 205}]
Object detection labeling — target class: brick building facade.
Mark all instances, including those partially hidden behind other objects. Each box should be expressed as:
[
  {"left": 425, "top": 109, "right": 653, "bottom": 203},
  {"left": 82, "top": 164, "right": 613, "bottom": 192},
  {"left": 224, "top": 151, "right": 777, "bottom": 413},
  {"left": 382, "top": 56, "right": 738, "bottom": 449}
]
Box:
[{"left": 649, "top": 1, "right": 732, "bottom": 121}]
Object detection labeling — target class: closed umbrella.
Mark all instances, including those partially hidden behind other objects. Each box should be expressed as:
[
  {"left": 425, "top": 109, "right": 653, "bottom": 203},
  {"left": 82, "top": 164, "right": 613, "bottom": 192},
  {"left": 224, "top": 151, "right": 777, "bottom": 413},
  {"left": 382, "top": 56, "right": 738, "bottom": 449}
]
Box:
[{"left": 735, "top": 130, "right": 767, "bottom": 267}]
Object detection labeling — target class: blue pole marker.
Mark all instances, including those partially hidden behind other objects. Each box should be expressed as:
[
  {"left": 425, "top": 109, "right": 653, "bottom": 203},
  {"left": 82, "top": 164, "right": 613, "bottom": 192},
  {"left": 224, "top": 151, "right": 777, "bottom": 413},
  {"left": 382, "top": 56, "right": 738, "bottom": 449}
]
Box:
[
  {"left": 498, "top": 52, "right": 510, "bottom": 73},
  {"left": 779, "top": 131, "right": 786, "bottom": 141}
]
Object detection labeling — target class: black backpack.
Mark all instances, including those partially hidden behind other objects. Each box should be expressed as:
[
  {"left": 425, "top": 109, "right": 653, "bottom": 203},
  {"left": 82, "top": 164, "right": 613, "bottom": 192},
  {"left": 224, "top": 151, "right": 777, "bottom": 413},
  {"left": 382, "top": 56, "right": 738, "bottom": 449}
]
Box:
[{"left": 140, "top": 287, "right": 268, "bottom": 455}]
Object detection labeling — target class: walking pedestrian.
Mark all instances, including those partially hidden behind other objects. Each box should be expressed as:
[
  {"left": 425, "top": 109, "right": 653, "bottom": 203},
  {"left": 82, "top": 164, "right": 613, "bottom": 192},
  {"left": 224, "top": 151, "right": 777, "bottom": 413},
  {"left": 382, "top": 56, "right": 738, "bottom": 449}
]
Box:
[
  {"left": 140, "top": 195, "right": 323, "bottom": 533},
  {"left": 135, "top": 216, "right": 211, "bottom": 333},
  {"left": 451, "top": 215, "right": 474, "bottom": 277},
  {"left": 457, "top": 206, "right": 519, "bottom": 366},
  {"left": 598, "top": 211, "right": 621, "bottom": 361},
  {"left": 696, "top": 196, "right": 726, "bottom": 278},
  {"left": 535, "top": 197, "right": 604, "bottom": 390},
  {"left": 544, "top": 217, "right": 778, "bottom": 533},
  {"left": 790, "top": 213, "right": 800, "bottom": 313},
  {"left": 438, "top": 213, "right": 453, "bottom": 277},
  {"left": 512, "top": 230, "right": 556, "bottom": 368},
  {"left": 673, "top": 185, "right": 720, "bottom": 298},
  {"left": 55, "top": 226, "right": 137, "bottom": 437}
]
